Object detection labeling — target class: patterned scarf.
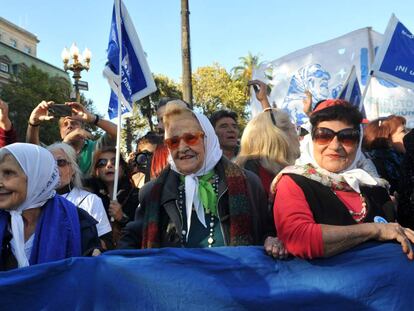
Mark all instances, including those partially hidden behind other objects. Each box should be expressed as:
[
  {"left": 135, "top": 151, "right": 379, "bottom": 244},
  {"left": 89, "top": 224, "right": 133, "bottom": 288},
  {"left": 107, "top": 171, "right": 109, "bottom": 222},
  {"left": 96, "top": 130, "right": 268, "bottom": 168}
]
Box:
[
  {"left": 273, "top": 163, "right": 388, "bottom": 193},
  {"left": 141, "top": 160, "right": 253, "bottom": 248}
]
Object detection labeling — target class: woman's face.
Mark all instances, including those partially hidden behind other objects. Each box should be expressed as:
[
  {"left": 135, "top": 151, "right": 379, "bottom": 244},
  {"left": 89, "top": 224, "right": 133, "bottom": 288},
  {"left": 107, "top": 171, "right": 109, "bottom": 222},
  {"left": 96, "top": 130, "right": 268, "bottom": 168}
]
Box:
[
  {"left": 313, "top": 120, "right": 359, "bottom": 173},
  {"left": 95, "top": 151, "right": 123, "bottom": 184},
  {"left": 0, "top": 154, "right": 27, "bottom": 210},
  {"left": 391, "top": 124, "right": 407, "bottom": 153},
  {"left": 165, "top": 116, "right": 205, "bottom": 175},
  {"left": 51, "top": 149, "right": 74, "bottom": 188}
]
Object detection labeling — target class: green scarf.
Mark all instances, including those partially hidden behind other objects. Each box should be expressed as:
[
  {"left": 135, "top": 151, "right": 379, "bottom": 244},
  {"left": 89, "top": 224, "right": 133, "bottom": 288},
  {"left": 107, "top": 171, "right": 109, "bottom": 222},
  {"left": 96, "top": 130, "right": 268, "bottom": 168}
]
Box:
[{"left": 180, "top": 171, "right": 217, "bottom": 216}]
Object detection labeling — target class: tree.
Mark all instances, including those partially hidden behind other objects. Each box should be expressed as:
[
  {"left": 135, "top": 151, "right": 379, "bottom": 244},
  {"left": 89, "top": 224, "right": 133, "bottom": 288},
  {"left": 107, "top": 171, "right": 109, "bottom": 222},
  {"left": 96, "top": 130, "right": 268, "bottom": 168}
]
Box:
[
  {"left": 181, "top": 0, "right": 193, "bottom": 106},
  {"left": 231, "top": 52, "right": 261, "bottom": 96},
  {"left": 1, "top": 65, "right": 98, "bottom": 145},
  {"left": 122, "top": 74, "right": 182, "bottom": 151},
  {"left": 192, "top": 64, "right": 249, "bottom": 126}
]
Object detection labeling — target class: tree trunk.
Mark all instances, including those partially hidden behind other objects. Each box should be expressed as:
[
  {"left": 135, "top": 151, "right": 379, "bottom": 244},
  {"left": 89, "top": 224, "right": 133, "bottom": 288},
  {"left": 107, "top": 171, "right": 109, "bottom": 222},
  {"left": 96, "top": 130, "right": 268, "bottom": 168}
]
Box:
[{"left": 181, "top": 0, "right": 193, "bottom": 107}]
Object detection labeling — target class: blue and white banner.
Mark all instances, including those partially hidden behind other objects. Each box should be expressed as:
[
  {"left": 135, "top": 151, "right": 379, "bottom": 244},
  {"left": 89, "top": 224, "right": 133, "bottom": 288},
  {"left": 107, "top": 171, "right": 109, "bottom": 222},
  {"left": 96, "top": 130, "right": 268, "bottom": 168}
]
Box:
[
  {"left": 252, "top": 26, "right": 414, "bottom": 127},
  {"left": 104, "top": 0, "right": 157, "bottom": 119},
  {"left": 338, "top": 65, "right": 363, "bottom": 113},
  {"left": 371, "top": 14, "right": 414, "bottom": 90},
  {"left": 0, "top": 244, "right": 413, "bottom": 310}
]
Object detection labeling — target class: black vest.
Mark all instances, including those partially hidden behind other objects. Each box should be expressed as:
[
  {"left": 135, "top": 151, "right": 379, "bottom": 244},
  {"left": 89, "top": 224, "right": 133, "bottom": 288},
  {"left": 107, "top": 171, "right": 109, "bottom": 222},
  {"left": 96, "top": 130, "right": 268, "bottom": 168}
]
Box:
[{"left": 286, "top": 174, "right": 395, "bottom": 225}]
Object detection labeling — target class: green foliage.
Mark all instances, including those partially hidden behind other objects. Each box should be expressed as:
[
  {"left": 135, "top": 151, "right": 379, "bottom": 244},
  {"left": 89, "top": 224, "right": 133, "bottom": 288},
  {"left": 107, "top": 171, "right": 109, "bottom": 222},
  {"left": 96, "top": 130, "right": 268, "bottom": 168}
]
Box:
[
  {"left": 192, "top": 63, "right": 249, "bottom": 127},
  {"left": 123, "top": 74, "right": 182, "bottom": 148},
  {"left": 231, "top": 52, "right": 261, "bottom": 97},
  {"left": 1, "top": 65, "right": 98, "bottom": 145}
]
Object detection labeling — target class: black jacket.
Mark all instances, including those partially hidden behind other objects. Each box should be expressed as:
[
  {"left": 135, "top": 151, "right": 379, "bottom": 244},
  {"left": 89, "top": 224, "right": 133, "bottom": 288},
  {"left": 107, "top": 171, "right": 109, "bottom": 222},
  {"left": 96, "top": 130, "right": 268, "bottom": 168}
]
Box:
[{"left": 118, "top": 157, "right": 274, "bottom": 249}]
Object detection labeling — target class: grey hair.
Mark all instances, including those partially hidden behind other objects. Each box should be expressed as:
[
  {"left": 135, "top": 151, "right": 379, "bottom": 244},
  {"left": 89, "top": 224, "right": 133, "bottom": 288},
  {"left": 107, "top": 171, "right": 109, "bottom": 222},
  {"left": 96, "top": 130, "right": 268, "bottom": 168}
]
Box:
[{"left": 47, "top": 142, "right": 83, "bottom": 189}]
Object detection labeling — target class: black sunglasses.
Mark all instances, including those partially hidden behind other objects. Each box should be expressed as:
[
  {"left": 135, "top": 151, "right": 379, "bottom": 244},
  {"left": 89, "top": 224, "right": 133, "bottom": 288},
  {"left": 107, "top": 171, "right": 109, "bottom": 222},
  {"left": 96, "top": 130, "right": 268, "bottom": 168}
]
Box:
[
  {"left": 312, "top": 127, "right": 360, "bottom": 147},
  {"left": 96, "top": 157, "right": 116, "bottom": 168}
]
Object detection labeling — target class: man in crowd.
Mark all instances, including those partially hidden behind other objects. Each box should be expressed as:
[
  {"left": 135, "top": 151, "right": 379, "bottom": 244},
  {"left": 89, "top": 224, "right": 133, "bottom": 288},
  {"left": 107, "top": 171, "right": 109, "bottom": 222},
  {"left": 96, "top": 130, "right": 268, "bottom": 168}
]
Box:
[
  {"left": 26, "top": 101, "right": 116, "bottom": 175},
  {"left": 210, "top": 110, "right": 240, "bottom": 160}
]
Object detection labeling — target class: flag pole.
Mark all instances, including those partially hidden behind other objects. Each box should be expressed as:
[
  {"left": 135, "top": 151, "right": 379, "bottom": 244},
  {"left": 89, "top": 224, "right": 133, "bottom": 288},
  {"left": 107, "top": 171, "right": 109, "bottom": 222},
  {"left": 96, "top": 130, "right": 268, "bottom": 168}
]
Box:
[
  {"left": 112, "top": 0, "right": 122, "bottom": 204},
  {"left": 360, "top": 27, "right": 375, "bottom": 118}
]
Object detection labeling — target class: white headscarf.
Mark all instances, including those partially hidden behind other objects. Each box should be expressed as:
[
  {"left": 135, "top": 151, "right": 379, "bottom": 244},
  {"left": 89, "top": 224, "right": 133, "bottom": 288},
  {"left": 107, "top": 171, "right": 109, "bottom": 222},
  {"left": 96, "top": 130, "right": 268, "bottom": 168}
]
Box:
[
  {"left": 168, "top": 112, "right": 222, "bottom": 240},
  {"left": 296, "top": 125, "right": 380, "bottom": 193},
  {"left": 3, "top": 143, "right": 60, "bottom": 267}
]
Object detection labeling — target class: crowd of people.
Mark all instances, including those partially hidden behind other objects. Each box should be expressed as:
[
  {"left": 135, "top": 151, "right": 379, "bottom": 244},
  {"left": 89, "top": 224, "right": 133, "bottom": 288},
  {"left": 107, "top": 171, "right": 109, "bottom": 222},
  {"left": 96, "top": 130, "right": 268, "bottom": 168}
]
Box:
[{"left": 0, "top": 79, "right": 413, "bottom": 270}]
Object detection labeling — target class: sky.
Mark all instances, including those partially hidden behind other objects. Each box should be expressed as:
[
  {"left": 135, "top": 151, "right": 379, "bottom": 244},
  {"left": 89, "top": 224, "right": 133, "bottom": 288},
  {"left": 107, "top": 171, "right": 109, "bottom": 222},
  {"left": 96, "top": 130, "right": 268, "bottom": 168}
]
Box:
[{"left": 2, "top": 0, "right": 413, "bottom": 119}]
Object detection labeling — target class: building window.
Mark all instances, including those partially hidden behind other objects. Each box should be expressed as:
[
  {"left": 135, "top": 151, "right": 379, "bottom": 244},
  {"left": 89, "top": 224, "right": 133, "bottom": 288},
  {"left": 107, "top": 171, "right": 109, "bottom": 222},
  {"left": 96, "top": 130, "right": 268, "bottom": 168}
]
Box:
[
  {"left": 24, "top": 46, "right": 32, "bottom": 54},
  {"left": 0, "top": 62, "right": 9, "bottom": 73},
  {"left": 10, "top": 39, "right": 17, "bottom": 48}
]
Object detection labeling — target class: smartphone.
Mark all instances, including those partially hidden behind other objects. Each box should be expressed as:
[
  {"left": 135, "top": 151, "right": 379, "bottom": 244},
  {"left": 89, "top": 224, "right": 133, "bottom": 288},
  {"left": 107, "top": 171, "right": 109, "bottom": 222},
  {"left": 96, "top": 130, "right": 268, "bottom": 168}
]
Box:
[{"left": 48, "top": 104, "right": 72, "bottom": 117}]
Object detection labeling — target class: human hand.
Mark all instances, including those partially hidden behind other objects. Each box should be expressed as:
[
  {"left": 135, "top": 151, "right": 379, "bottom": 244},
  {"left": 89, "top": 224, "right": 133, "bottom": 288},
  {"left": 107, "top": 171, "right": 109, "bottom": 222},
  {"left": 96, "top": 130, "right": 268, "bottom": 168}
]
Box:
[
  {"left": 374, "top": 223, "right": 414, "bottom": 259},
  {"left": 302, "top": 90, "right": 312, "bottom": 116},
  {"left": 66, "top": 102, "right": 94, "bottom": 123},
  {"left": 92, "top": 248, "right": 102, "bottom": 257},
  {"left": 62, "top": 128, "right": 92, "bottom": 143},
  {"left": 108, "top": 200, "right": 123, "bottom": 222},
  {"left": 264, "top": 236, "right": 289, "bottom": 259},
  {"left": 29, "top": 101, "right": 54, "bottom": 125},
  {"left": 248, "top": 80, "right": 271, "bottom": 109},
  {"left": 0, "top": 99, "right": 11, "bottom": 130}
]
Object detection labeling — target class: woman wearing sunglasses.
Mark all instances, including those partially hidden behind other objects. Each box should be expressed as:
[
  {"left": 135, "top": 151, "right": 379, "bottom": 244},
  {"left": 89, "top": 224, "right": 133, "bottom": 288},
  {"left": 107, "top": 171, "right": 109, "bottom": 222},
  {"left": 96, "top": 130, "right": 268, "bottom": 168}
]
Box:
[
  {"left": 85, "top": 147, "right": 139, "bottom": 246},
  {"left": 119, "top": 101, "right": 273, "bottom": 249},
  {"left": 273, "top": 99, "right": 414, "bottom": 259},
  {"left": 47, "top": 143, "right": 113, "bottom": 250}
]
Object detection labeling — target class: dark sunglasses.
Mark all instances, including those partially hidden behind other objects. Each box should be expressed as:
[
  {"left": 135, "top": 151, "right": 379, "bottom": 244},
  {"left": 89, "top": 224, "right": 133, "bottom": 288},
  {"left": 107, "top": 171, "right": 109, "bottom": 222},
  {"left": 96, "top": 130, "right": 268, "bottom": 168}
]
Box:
[
  {"left": 164, "top": 132, "right": 204, "bottom": 150},
  {"left": 56, "top": 159, "right": 70, "bottom": 168},
  {"left": 312, "top": 127, "right": 360, "bottom": 147},
  {"left": 96, "top": 157, "right": 116, "bottom": 168}
]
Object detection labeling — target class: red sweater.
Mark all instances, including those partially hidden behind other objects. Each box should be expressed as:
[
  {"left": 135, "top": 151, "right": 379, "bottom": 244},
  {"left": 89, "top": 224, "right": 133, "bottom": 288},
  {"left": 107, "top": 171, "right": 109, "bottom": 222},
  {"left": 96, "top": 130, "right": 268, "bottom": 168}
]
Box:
[
  {"left": 0, "top": 126, "right": 17, "bottom": 147},
  {"left": 274, "top": 175, "right": 366, "bottom": 259}
]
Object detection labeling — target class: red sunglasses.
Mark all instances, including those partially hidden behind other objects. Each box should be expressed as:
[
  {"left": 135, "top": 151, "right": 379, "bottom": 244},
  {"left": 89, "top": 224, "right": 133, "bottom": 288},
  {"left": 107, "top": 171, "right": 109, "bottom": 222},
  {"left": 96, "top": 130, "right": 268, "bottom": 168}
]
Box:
[
  {"left": 164, "top": 132, "right": 204, "bottom": 150},
  {"left": 312, "top": 127, "right": 360, "bottom": 147}
]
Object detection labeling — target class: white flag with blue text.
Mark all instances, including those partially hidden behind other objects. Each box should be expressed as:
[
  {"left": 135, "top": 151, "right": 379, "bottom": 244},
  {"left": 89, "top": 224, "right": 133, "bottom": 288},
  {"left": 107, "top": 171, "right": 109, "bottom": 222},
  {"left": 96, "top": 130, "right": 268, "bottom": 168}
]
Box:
[
  {"left": 371, "top": 14, "right": 414, "bottom": 90},
  {"left": 103, "top": 0, "right": 156, "bottom": 120}
]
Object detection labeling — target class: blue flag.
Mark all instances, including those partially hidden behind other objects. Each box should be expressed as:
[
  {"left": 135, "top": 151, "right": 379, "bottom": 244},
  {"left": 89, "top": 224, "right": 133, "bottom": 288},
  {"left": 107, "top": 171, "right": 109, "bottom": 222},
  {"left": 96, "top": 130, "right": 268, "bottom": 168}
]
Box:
[
  {"left": 338, "top": 65, "right": 365, "bottom": 116},
  {"left": 103, "top": 0, "right": 157, "bottom": 119},
  {"left": 371, "top": 14, "right": 414, "bottom": 89}
]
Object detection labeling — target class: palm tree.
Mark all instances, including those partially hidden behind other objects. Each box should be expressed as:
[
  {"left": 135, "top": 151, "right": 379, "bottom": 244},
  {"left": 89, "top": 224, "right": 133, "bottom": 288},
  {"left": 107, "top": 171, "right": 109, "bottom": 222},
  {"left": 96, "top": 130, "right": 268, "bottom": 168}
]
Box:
[
  {"left": 231, "top": 52, "right": 261, "bottom": 96},
  {"left": 232, "top": 52, "right": 260, "bottom": 81},
  {"left": 181, "top": 0, "right": 193, "bottom": 107}
]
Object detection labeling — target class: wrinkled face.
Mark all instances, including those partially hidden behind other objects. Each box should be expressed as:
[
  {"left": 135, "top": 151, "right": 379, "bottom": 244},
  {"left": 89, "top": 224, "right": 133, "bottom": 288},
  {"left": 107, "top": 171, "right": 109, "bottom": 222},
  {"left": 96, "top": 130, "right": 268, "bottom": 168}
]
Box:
[
  {"left": 165, "top": 115, "right": 205, "bottom": 175},
  {"left": 51, "top": 149, "right": 74, "bottom": 188},
  {"left": 0, "top": 155, "right": 27, "bottom": 210},
  {"left": 391, "top": 125, "right": 407, "bottom": 153},
  {"left": 156, "top": 106, "right": 166, "bottom": 134},
  {"left": 214, "top": 117, "right": 239, "bottom": 151},
  {"left": 95, "top": 151, "right": 123, "bottom": 184},
  {"left": 313, "top": 120, "right": 358, "bottom": 173},
  {"left": 59, "top": 117, "right": 82, "bottom": 139}
]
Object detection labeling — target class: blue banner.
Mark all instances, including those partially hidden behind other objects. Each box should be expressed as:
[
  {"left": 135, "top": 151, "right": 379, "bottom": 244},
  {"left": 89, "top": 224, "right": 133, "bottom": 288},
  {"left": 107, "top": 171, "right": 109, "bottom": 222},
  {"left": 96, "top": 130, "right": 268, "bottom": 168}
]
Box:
[
  {"left": 372, "top": 14, "right": 414, "bottom": 89},
  {"left": 0, "top": 243, "right": 413, "bottom": 310},
  {"left": 104, "top": 0, "right": 157, "bottom": 119}
]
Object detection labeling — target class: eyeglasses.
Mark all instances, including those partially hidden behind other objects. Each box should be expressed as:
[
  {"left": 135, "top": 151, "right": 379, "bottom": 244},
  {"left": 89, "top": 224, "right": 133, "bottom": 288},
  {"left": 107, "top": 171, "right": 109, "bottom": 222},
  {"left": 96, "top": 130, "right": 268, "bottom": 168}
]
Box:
[
  {"left": 96, "top": 157, "right": 116, "bottom": 168},
  {"left": 56, "top": 159, "right": 70, "bottom": 168},
  {"left": 164, "top": 132, "right": 204, "bottom": 150},
  {"left": 312, "top": 127, "right": 360, "bottom": 147}
]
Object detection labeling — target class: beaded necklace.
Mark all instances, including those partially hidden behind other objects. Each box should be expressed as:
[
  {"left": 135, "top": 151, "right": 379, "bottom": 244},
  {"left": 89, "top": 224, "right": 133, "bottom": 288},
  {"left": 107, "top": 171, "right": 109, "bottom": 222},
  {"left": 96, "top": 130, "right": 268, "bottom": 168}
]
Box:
[
  {"left": 177, "top": 174, "right": 220, "bottom": 247},
  {"left": 333, "top": 190, "right": 367, "bottom": 223}
]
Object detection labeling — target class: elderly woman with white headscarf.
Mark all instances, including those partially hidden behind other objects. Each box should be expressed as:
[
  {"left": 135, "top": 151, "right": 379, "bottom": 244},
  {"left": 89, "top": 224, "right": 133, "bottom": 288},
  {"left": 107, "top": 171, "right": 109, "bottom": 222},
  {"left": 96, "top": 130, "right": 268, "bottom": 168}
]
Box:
[
  {"left": 119, "top": 101, "right": 273, "bottom": 249},
  {"left": 273, "top": 99, "right": 414, "bottom": 259},
  {"left": 0, "top": 143, "right": 100, "bottom": 270}
]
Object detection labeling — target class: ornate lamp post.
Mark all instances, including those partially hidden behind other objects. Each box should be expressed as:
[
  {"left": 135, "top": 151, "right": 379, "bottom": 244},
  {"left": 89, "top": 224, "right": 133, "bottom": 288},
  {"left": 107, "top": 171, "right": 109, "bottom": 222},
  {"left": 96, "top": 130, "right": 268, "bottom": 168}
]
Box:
[{"left": 61, "top": 43, "right": 91, "bottom": 103}]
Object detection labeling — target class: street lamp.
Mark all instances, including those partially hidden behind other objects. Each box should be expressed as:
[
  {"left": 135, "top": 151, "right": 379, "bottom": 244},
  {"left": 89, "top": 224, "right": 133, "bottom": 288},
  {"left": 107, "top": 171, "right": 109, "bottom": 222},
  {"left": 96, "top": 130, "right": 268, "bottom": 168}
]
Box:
[{"left": 61, "top": 43, "right": 92, "bottom": 103}]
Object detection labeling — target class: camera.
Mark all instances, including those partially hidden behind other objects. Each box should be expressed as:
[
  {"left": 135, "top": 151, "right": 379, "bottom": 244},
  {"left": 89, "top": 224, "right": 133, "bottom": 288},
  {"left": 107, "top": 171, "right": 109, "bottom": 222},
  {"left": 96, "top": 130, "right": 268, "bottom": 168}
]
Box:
[{"left": 134, "top": 150, "right": 152, "bottom": 173}]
